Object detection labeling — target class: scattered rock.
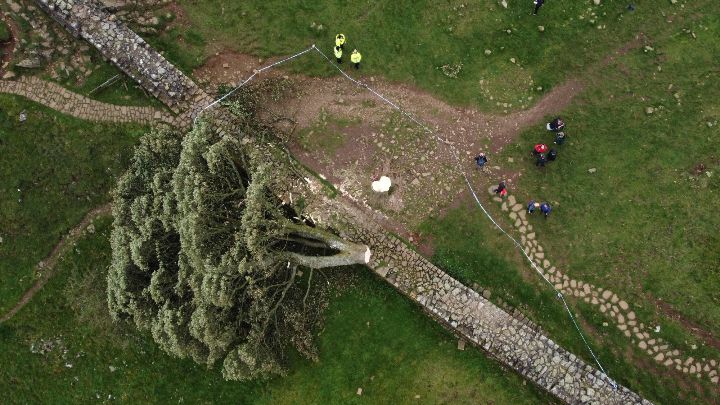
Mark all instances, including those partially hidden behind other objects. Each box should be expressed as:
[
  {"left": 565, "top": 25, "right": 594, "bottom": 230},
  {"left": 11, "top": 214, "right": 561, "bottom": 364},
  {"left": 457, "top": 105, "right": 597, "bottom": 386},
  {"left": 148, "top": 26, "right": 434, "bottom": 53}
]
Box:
[
  {"left": 457, "top": 339, "right": 466, "bottom": 351},
  {"left": 588, "top": 168, "right": 597, "bottom": 173},
  {"left": 645, "top": 106, "right": 655, "bottom": 115},
  {"left": 356, "top": 387, "right": 363, "bottom": 396},
  {"left": 16, "top": 57, "right": 44, "bottom": 69},
  {"left": 484, "top": 49, "right": 492, "bottom": 55},
  {"left": 538, "top": 26, "right": 545, "bottom": 32}
]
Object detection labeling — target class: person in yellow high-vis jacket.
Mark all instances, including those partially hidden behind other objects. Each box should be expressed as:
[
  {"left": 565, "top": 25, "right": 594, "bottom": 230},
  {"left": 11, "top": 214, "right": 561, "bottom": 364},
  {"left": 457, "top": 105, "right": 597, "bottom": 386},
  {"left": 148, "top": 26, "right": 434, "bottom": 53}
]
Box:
[
  {"left": 350, "top": 49, "right": 362, "bottom": 70},
  {"left": 333, "top": 45, "right": 343, "bottom": 63},
  {"left": 335, "top": 33, "right": 346, "bottom": 49}
]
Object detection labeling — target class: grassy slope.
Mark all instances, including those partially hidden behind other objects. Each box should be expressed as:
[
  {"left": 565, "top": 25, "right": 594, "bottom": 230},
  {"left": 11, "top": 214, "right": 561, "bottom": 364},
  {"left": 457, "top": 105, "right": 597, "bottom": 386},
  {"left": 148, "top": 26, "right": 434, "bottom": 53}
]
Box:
[
  {"left": 174, "top": 0, "right": 712, "bottom": 112},
  {"left": 420, "top": 206, "right": 716, "bottom": 404},
  {"left": 0, "top": 218, "right": 553, "bottom": 404},
  {"left": 501, "top": 11, "right": 720, "bottom": 332},
  {"left": 0, "top": 95, "right": 144, "bottom": 313}
]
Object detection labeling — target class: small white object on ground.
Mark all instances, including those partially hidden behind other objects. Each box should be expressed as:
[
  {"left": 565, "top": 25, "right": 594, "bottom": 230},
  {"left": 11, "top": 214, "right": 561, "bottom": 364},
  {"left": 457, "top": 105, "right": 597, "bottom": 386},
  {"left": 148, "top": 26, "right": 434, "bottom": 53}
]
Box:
[
  {"left": 356, "top": 387, "right": 363, "bottom": 396},
  {"left": 371, "top": 176, "right": 392, "bottom": 192}
]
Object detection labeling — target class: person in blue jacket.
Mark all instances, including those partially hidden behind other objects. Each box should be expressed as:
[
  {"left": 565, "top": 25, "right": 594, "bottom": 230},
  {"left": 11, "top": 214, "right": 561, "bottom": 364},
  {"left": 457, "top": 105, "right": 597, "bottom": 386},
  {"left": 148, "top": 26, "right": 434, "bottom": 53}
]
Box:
[{"left": 540, "top": 202, "right": 552, "bottom": 218}]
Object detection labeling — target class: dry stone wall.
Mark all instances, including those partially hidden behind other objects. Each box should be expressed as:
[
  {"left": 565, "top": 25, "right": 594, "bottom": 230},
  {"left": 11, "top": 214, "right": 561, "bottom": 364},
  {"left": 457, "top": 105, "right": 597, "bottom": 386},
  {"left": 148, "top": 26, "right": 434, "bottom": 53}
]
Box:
[
  {"left": 35, "top": 0, "right": 206, "bottom": 114},
  {"left": 309, "top": 195, "right": 651, "bottom": 405},
  {"left": 491, "top": 188, "right": 720, "bottom": 385},
  {"left": 34, "top": 0, "right": 653, "bottom": 402}
]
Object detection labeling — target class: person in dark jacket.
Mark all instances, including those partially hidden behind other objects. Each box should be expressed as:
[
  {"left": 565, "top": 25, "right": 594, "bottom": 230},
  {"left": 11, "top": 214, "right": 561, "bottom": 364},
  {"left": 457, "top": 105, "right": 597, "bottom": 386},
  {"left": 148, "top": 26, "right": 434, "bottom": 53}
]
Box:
[
  {"left": 475, "top": 153, "right": 488, "bottom": 169},
  {"left": 533, "top": 0, "right": 545, "bottom": 15},
  {"left": 494, "top": 180, "right": 508, "bottom": 198},
  {"left": 547, "top": 149, "right": 557, "bottom": 161},
  {"left": 554, "top": 131, "right": 566, "bottom": 145},
  {"left": 540, "top": 202, "right": 552, "bottom": 218},
  {"left": 546, "top": 116, "right": 565, "bottom": 132},
  {"left": 536, "top": 153, "right": 547, "bottom": 167},
  {"left": 528, "top": 200, "right": 539, "bottom": 214}
]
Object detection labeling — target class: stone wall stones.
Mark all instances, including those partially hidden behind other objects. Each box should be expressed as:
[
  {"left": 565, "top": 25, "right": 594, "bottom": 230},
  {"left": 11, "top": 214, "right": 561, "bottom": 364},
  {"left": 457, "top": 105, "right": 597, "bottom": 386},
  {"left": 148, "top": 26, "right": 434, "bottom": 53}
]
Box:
[
  {"left": 35, "top": 0, "right": 206, "bottom": 114},
  {"left": 34, "top": 0, "right": 653, "bottom": 402},
  {"left": 0, "top": 76, "right": 173, "bottom": 124},
  {"left": 310, "top": 195, "right": 652, "bottom": 405}
]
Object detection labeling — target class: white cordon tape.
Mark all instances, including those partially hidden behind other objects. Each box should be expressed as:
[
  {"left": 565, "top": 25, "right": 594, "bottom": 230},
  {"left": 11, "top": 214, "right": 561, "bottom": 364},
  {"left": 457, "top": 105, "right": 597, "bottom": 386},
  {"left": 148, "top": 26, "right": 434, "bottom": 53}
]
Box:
[
  {"left": 193, "top": 45, "right": 317, "bottom": 125},
  {"left": 191, "top": 44, "right": 617, "bottom": 389}
]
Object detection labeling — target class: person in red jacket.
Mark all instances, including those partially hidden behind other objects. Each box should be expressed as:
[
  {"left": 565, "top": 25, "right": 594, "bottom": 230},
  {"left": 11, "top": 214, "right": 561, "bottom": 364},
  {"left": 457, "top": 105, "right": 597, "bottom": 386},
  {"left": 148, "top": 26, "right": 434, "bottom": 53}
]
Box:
[
  {"left": 494, "top": 180, "right": 508, "bottom": 198},
  {"left": 533, "top": 143, "right": 548, "bottom": 156}
]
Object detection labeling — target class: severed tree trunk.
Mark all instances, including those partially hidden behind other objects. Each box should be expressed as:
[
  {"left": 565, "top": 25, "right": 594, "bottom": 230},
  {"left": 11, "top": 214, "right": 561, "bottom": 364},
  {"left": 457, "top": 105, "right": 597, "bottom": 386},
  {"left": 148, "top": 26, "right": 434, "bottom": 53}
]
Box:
[{"left": 279, "top": 223, "right": 371, "bottom": 269}]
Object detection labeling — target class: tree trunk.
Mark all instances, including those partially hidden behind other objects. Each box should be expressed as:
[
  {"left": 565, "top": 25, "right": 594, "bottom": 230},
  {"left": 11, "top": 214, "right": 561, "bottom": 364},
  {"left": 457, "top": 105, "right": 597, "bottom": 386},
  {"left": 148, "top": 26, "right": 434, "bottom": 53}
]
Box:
[{"left": 280, "top": 223, "right": 371, "bottom": 269}]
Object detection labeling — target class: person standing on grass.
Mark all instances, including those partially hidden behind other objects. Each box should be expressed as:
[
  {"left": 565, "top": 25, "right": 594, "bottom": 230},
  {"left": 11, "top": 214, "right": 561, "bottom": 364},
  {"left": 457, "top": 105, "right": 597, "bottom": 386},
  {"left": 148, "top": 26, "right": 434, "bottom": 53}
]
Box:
[
  {"left": 335, "top": 33, "right": 346, "bottom": 49},
  {"left": 540, "top": 202, "right": 552, "bottom": 218},
  {"left": 494, "top": 180, "right": 508, "bottom": 198},
  {"left": 475, "top": 152, "right": 488, "bottom": 169},
  {"left": 533, "top": 0, "right": 545, "bottom": 15},
  {"left": 533, "top": 143, "right": 548, "bottom": 156},
  {"left": 351, "top": 49, "right": 362, "bottom": 69},
  {"left": 547, "top": 149, "right": 557, "bottom": 161},
  {"left": 334, "top": 46, "right": 343, "bottom": 64},
  {"left": 547, "top": 116, "right": 565, "bottom": 132},
  {"left": 536, "top": 153, "right": 547, "bottom": 167},
  {"left": 554, "top": 131, "right": 566, "bottom": 145},
  {"left": 528, "top": 200, "right": 539, "bottom": 214}
]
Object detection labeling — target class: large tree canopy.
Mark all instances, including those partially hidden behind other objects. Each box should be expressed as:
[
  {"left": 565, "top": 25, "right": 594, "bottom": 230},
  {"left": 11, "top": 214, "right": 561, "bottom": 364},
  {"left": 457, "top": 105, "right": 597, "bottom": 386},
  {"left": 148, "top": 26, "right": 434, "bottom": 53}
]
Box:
[{"left": 108, "top": 112, "right": 369, "bottom": 381}]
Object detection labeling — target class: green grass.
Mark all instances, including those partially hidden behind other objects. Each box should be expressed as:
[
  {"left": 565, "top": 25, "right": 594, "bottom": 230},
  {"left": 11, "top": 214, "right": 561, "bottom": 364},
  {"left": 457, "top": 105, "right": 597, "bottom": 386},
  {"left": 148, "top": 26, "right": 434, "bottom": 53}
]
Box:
[
  {"left": 0, "top": 95, "right": 145, "bottom": 314},
  {"left": 142, "top": 26, "right": 208, "bottom": 74},
  {"left": 296, "top": 110, "right": 360, "bottom": 155},
  {"left": 61, "top": 62, "right": 162, "bottom": 108},
  {"left": 174, "top": 0, "right": 716, "bottom": 112},
  {"left": 419, "top": 205, "right": 717, "bottom": 404},
  {"left": 0, "top": 20, "right": 11, "bottom": 43},
  {"left": 503, "top": 10, "right": 720, "bottom": 335},
  {"left": 0, "top": 218, "right": 554, "bottom": 404}
]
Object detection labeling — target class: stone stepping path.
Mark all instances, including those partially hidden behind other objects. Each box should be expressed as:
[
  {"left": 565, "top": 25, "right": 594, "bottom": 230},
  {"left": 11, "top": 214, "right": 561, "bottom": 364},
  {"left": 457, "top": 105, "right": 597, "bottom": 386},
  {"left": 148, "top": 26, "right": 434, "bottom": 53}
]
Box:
[
  {"left": 489, "top": 187, "right": 720, "bottom": 384},
  {"left": 304, "top": 186, "right": 649, "bottom": 404},
  {"left": 0, "top": 76, "right": 174, "bottom": 125},
  {"left": 32, "top": 0, "right": 652, "bottom": 401}
]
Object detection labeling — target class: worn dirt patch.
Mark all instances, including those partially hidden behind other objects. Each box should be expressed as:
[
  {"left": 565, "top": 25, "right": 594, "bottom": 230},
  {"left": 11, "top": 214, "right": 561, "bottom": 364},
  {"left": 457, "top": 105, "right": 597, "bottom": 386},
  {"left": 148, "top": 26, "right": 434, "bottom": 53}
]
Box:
[
  {"left": 0, "top": 14, "right": 19, "bottom": 75},
  {"left": 0, "top": 204, "right": 111, "bottom": 323}
]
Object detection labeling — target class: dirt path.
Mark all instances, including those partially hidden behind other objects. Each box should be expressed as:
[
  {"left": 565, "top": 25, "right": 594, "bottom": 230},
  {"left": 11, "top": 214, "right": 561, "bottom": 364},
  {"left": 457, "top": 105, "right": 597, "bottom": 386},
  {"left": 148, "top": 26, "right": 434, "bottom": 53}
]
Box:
[
  {"left": 195, "top": 52, "right": 583, "bottom": 154},
  {"left": 0, "top": 203, "right": 111, "bottom": 323}
]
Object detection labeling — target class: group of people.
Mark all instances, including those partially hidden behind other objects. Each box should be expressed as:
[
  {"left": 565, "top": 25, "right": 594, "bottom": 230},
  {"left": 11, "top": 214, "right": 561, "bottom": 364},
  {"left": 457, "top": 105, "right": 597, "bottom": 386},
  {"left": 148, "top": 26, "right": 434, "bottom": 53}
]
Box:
[
  {"left": 527, "top": 200, "right": 552, "bottom": 218},
  {"left": 533, "top": 117, "right": 566, "bottom": 167},
  {"left": 484, "top": 117, "right": 571, "bottom": 219},
  {"left": 492, "top": 182, "right": 553, "bottom": 219},
  {"left": 333, "top": 34, "right": 362, "bottom": 69}
]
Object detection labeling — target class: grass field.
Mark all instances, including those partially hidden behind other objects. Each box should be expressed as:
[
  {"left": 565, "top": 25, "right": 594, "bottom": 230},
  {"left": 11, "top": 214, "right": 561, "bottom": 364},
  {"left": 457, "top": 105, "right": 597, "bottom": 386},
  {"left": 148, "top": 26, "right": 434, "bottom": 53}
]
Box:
[
  {"left": 500, "top": 9, "right": 720, "bottom": 334},
  {"left": 0, "top": 95, "right": 144, "bottom": 314},
  {"left": 0, "top": 218, "right": 554, "bottom": 404},
  {"left": 170, "top": 0, "right": 715, "bottom": 112},
  {"left": 420, "top": 206, "right": 717, "bottom": 404}
]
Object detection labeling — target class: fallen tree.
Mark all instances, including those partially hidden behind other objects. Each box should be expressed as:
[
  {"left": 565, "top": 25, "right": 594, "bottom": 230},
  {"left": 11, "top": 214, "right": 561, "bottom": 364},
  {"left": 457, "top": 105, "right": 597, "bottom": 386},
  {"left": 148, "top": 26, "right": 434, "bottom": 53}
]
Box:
[{"left": 108, "top": 106, "right": 369, "bottom": 380}]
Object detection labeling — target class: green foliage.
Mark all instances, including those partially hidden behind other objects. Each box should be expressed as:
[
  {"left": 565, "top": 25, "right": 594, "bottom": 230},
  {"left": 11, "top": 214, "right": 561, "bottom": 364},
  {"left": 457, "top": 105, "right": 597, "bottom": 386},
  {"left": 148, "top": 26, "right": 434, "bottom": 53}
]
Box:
[
  {"left": 1, "top": 218, "right": 552, "bottom": 403},
  {"left": 109, "top": 111, "right": 367, "bottom": 380},
  {"left": 0, "top": 20, "right": 11, "bottom": 43},
  {"left": 0, "top": 94, "right": 143, "bottom": 313}
]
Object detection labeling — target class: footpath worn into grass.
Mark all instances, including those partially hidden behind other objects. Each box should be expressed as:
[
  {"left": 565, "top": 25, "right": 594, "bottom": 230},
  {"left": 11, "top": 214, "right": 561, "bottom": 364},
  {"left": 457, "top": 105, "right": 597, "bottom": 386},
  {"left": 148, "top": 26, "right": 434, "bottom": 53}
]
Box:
[
  {"left": 0, "top": 218, "right": 554, "bottom": 404},
  {"left": 501, "top": 11, "right": 720, "bottom": 336},
  {"left": 420, "top": 205, "right": 717, "bottom": 404},
  {"left": 0, "top": 94, "right": 144, "bottom": 314},
  {"left": 171, "top": 0, "right": 714, "bottom": 112}
]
